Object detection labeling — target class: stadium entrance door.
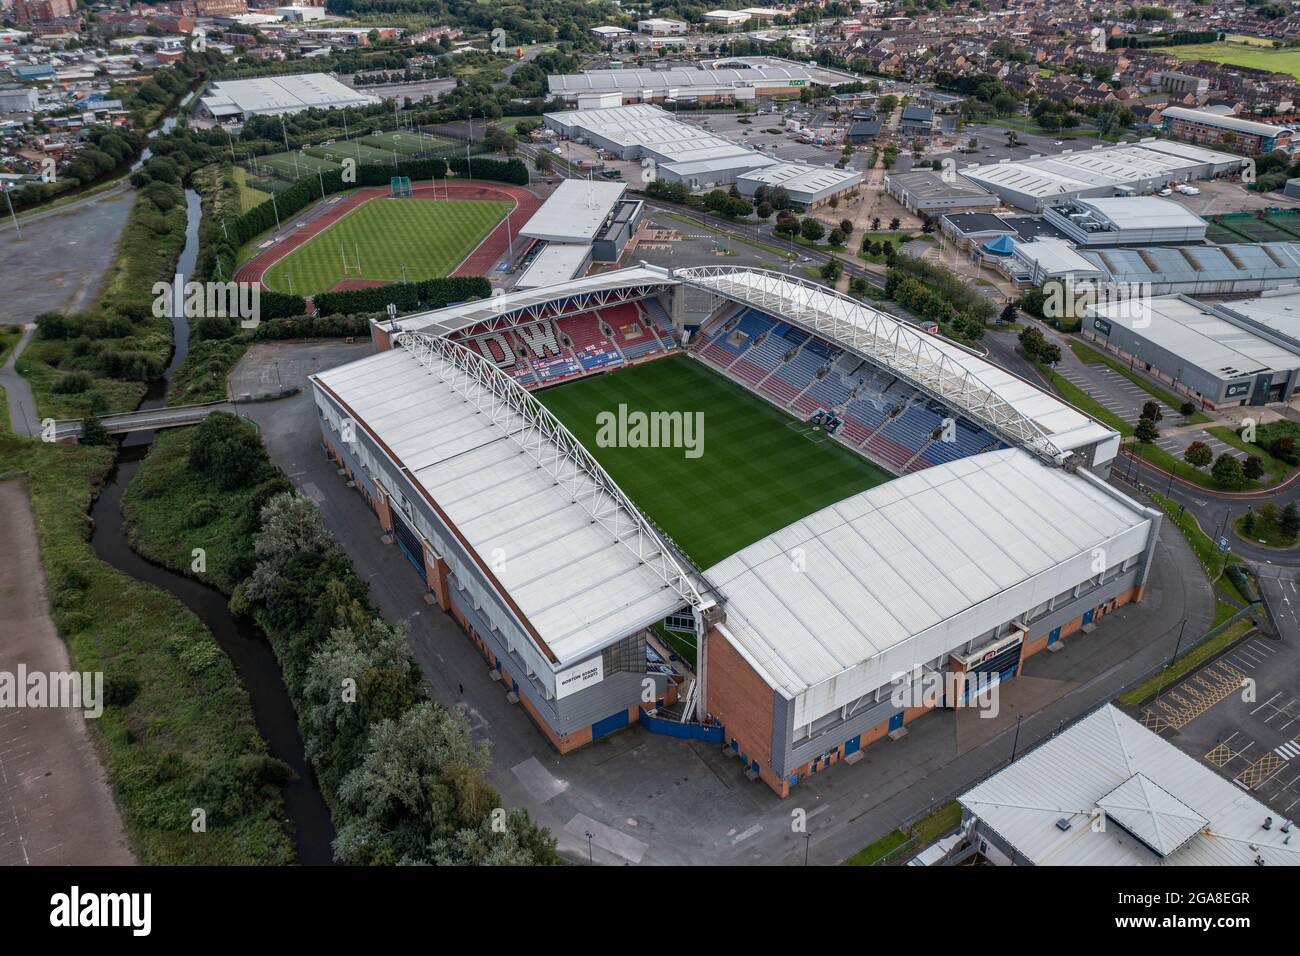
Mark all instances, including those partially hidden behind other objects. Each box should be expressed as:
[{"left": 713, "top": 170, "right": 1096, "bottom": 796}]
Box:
[{"left": 391, "top": 508, "right": 428, "bottom": 583}]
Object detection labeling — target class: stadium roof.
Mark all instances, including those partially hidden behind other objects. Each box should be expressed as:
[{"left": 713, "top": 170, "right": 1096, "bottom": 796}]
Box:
[
  {"left": 547, "top": 66, "right": 810, "bottom": 95},
  {"left": 519, "top": 179, "right": 627, "bottom": 244},
  {"left": 675, "top": 267, "right": 1117, "bottom": 459},
  {"left": 1089, "top": 294, "right": 1299, "bottom": 378},
  {"left": 514, "top": 242, "right": 592, "bottom": 290},
  {"left": 312, "top": 343, "right": 693, "bottom": 666},
  {"left": 961, "top": 705, "right": 1300, "bottom": 865},
  {"left": 199, "top": 73, "right": 380, "bottom": 117},
  {"left": 382, "top": 265, "right": 678, "bottom": 338},
  {"left": 707, "top": 449, "right": 1155, "bottom": 700},
  {"left": 1162, "top": 105, "right": 1294, "bottom": 138},
  {"left": 1081, "top": 242, "right": 1300, "bottom": 286}
]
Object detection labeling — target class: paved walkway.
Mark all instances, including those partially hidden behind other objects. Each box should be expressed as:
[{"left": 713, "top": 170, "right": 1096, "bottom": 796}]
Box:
[
  {"left": 0, "top": 481, "right": 134, "bottom": 865},
  {"left": 0, "top": 324, "right": 38, "bottom": 437}
]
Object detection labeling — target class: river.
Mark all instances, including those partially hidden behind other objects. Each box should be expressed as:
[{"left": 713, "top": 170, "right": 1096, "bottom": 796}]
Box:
[{"left": 89, "top": 187, "right": 337, "bottom": 865}]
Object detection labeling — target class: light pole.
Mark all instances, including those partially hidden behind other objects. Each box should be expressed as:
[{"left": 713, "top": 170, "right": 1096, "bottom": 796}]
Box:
[
  {"left": 585, "top": 830, "right": 594, "bottom": 865},
  {"left": 1154, "top": 619, "right": 1188, "bottom": 703},
  {"left": 3, "top": 188, "right": 21, "bottom": 238},
  {"left": 1010, "top": 714, "right": 1024, "bottom": 762}
]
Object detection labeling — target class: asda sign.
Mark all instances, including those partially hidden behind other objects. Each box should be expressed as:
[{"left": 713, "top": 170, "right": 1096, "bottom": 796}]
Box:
[{"left": 788, "top": 79, "right": 806, "bottom": 86}]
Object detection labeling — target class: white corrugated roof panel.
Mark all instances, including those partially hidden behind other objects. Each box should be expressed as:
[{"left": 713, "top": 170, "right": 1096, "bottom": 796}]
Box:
[
  {"left": 520, "top": 179, "right": 626, "bottom": 243},
  {"left": 313, "top": 347, "right": 684, "bottom": 666},
  {"left": 961, "top": 705, "right": 1300, "bottom": 865},
  {"left": 708, "top": 449, "right": 1153, "bottom": 698}
]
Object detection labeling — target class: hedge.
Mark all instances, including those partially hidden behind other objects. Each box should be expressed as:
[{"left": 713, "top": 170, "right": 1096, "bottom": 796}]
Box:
[{"left": 312, "top": 276, "right": 491, "bottom": 317}]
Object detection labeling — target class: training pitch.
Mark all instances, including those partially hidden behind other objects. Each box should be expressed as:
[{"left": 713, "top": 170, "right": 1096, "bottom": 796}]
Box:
[
  {"left": 538, "top": 354, "right": 893, "bottom": 568},
  {"left": 261, "top": 197, "right": 510, "bottom": 294}
]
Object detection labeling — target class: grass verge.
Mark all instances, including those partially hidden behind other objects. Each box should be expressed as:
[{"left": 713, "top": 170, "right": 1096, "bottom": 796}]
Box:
[
  {"left": 845, "top": 801, "right": 963, "bottom": 865},
  {"left": 0, "top": 433, "right": 293, "bottom": 864}
]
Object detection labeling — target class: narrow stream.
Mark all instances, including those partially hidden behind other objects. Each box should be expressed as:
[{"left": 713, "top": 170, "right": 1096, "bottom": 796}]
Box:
[{"left": 89, "top": 188, "right": 337, "bottom": 864}]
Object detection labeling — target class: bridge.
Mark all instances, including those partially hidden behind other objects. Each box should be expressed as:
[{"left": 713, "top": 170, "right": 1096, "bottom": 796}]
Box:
[{"left": 52, "top": 401, "right": 235, "bottom": 442}]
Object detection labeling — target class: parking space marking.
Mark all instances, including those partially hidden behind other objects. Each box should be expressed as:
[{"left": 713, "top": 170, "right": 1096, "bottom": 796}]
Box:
[
  {"left": 1237, "top": 752, "right": 1286, "bottom": 790},
  {"left": 1140, "top": 660, "right": 1247, "bottom": 733},
  {"left": 1275, "top": 740, "right": 1300, "bottom": 761}
]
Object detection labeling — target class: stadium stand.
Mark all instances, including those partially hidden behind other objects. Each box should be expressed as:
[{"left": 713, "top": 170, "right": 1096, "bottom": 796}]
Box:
[
  {"left": 557, "top": 313, "right": 622, "bottom": 372},
  {"left": 689, "top": 303, "right": 1003, "bottom": 476}
]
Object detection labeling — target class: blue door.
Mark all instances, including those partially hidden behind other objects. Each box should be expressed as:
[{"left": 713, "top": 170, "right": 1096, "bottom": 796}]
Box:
[
  {"left": 844, "top": 734, "right": 861, "bottom": 756},
  {"left": 1082, "top": 609, "right": 1094, "bottom": 626},
  {"left": 592, "top": 709, "right": 629, "bottom": 741},
  {"left": 1047, "top": 626, "right": 1062, "bottom": 646},
  {"left": 889, "top": 711, "right": 905, "bottom": 732}
]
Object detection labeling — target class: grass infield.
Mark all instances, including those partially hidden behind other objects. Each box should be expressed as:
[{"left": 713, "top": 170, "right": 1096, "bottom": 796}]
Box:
[
  {"left": 537, "top": 354, "right": 894, "bottom": 568},
  {"left": 262, "top": 197, "right": 510, "bottom": 294}
]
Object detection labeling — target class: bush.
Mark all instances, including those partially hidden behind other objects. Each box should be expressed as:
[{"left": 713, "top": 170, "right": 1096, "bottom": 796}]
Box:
[
  {"left": 51, "top": 371, "right": 94, "bottom": 394},
  {"left": 79, "top": 417, "right": 111, "bottom": 446},
  {"left": 188, "top": 412, "right": 269, "bottom": 491}
]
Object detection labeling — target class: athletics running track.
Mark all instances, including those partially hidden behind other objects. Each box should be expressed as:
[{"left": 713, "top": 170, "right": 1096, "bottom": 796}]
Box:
[{"left": 232, "top": 179, "right": 543, "bottom": 291}]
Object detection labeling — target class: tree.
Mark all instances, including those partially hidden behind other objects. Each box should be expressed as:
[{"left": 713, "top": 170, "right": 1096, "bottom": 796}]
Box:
[
  {"left": 1281, "top": 502, "right": 1300, "bottom": 538},
  {"left": 1018, "top": 325, "right": 1045, "bottom": 360},
  {"left": 871, "top": 217, "right": 881, "bottom": 231},
  {"left": 1211, "top": 453, "right": 1246, "bottom": 489},
  {"left": 821, "top": 257, "right": 842, "bottom": 283},
  {"left": 756, "top": 201, "right": 773, "bottom": 220},
  {"left": 828, "top": 227, "right": 845, "bottom": 246},
  {"left": 799, "top": 217, "right": 825, "bottom": 242},
  {"left": 839, "top": 218, "right": 854, "bottom": 237},
  {"left": 1134, "top": 416, "right": 1159, "bottom": 443},
  {"left": 1140, "top": 400, "right": 1163, "bottom": 423},
  {"left": 889, "top": 217, "right": 901, "bottom": 230},
  {"left": 1183, "top": 441, "right": 1212, "bottom": 469},
  {"left": 1180, "top": 400, "right": 1196, "bottom": 416},
  {"left": 1243, "top": 455, "right": 1265, "bottom": 481},
  {"left": 188, "top": 412, "right": 269, "bottom": 491},
  {"left": 999, "top": 301, "right": 1018, "bottom": 324},
  {"left": 1037, "top": 341, "right": 1061, "bottom": 364},
  {"left": 533, "top": 149, "right": 551, "bottom": 174},
  {"left": 79, "top": 416, "right": 110, "bottom": 446}
]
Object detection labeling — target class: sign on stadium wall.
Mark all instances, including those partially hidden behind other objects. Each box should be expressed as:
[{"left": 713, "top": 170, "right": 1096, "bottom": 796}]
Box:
[{"left": 555, "top": 657, "right": 604, "bottom": 699}]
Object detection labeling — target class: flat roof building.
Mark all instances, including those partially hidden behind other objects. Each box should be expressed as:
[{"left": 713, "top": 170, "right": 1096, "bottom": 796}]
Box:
[
  {"left": 1161, "top": 106, "right": 1294, "bottom": 155},
  {"left": 1079, "top": 242, "right": 1300, "bottom": 297},
  {"left": 1084, "top": 293, "right": 1300, "bottom": 407},
  {"left": 195, "top": 73, "right": 379, "bottom": 124},
  {"left": 547, "top": 66, "right": 814, "bottom": 106},
  {"left": 735, "top": 162, "right": 865, "bottom": 207},
  {"left": 545, "top": 104, "right": 777, "bottom": 187},
  {"left": 1043, "top": 196, "right": 1206, "bottom": 247},
  {"left": 999, "top": 237, "right": 1106, "bottom": 286},
  {"left": 637, "top": 17, "right": 688, "bottom": 35},
  {"left": 961, "top": 705, "right": 1299, "bottom": 866},
  {"left": 960, "top": 139, "right": 1246, "bottom": 212},
  {"left": 520, "top": 178, "right": 628, "bottom": 244},
  {"left": 886, "top": 169, "right": 1000, "bottom": 215}
]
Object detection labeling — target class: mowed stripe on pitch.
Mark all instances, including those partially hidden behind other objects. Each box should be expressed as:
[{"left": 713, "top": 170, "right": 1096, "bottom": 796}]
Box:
[
  {"left": 262, "top": 197, "right": 510, "bottom": 294},
  {"left": 538, "top": 354, "right": 893, "bottom": 568}
]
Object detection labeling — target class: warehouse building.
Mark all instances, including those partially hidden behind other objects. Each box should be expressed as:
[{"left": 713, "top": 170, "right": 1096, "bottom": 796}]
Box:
[
  {"left": 998, "top": 237, "right": 1107, "bottom": 286},
  {"left": 735, "top": 162, "right": 865, "bottom": 207},
  {"left": 1078, "top": 242, "right": 1300, "bottom": 297},
  {"left": 194, "top": 73, "right": 379, "bottom": 125},
  {"left": 960, "top": 139, "right": 1245, "bottom": 212},
  {"left": 637, "top": 17, "right": 688, "bottom": 34},
  {"left": 545, "top": 103, "right": 777, "bottom": 187},
  {"left": 546, "top": 66, "right": 814, "bottom": 106},
  {"left": 1042, "top": 196, "right": 1207, "bottom": 247},
  {"left": 886, "top": 169, "right": 1001, "bottom": 215},
  {"left": 1160, "top": 106, "right": 1294, "bottom": 155},
  {"left": 1084, "top": 293, "right": 1300, "bottom": 408},
  {"left": 960, "top": 704, "right": 1299, "bottom": 866},
  {"left": 1211, "top": 287, "right": 1300, "bottom": 357}
]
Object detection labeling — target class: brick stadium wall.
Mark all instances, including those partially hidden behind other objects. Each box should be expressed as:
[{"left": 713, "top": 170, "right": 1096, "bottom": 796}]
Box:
[{"left": 706, "top": 628, "right": 787, "bottom": 796}]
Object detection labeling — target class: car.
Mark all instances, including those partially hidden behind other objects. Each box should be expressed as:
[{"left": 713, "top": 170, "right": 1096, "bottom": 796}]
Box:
[
  {"left": 1158, "top": 188, "right": 1173, "bottom": 197},
  {"left": 1053, "top": 141, "right": 1063, "bottom": 146}
]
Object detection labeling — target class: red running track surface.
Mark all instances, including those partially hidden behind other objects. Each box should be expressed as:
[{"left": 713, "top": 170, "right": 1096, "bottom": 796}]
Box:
[{"left": 233, "top": 179, "right": 543, "bottom": 290}]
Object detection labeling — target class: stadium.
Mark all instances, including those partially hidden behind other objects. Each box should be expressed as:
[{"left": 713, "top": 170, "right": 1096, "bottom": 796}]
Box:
[{"left": 309, "top": 265, "right": 1163, "bottom": 797}]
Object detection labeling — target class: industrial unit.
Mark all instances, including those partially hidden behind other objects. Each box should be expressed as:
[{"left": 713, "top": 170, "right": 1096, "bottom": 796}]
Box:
[
  {"left": 1077, "top": 242, "right": 1300, "bottom": 297},
  {"left": 960, "top": 705, "right": 1299, "bottom": 866},
  {"left": 194, "top": 73, "right": 380, "bottom": 125},
  {"left": 960, "top": 140, "right": 1245, "bottom": 212},
  {"left": 1042, "top": 196, "right": 1207, "bottom": 247},
  {"left": 1085, "top": 293, "right": 1300, "bottom": 408},
  {"left": 886, "top": 169, "right": 1001, "bottom": 215},
  {"left": 734, "top": 162, "right": 865, "bottom": 208},
  {"left": 546, "top": 66, "right": 814, "bottom": 107},
  {"left": 544, "top": 103, "right": 778, "bottom": 187}
]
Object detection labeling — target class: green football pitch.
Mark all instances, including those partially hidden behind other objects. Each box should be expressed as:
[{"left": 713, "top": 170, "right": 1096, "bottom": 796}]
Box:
[
  {"left": 537, "top": 354, "right": 894, "bottom": 569},
  {"left": 262, "top": 197, "right": 510, "bottom": 294}
]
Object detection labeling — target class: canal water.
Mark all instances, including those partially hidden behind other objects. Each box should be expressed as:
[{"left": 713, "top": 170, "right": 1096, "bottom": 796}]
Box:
[{"left": 88, "top": 188, "right": 337, "bottom": 864}]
